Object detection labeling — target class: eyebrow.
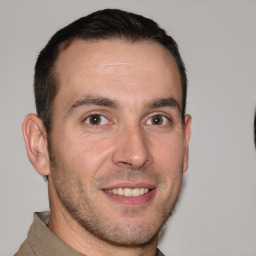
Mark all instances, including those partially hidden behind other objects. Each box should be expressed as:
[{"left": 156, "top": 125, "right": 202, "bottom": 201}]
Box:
[
  {"left": 66, "top": 95, "right": 181, "bottom": 116},
  {"left": 148, "top": 97, "right": 181, "bottom": 113},
  {"left": 66, "top": 95, "right": 118, "bottom": 115}
]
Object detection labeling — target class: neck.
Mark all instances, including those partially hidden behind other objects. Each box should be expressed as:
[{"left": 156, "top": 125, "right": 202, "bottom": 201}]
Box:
[{"left": 48, "top": 177, "right": 159, "bottom": 256}]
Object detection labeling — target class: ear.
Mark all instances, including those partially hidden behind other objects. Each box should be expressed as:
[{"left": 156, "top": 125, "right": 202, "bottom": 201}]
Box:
[
  {"left": 22, "top": 113, "right": 50, "bottom": 176},
  {"left": 183, "top": 114, "right": 192, "bottom": 173}
]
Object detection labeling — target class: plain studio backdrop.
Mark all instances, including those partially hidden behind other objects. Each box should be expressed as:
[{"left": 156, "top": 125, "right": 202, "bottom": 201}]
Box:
[{"left": 1, "top": 1, "right": 256, "bottom": 255}]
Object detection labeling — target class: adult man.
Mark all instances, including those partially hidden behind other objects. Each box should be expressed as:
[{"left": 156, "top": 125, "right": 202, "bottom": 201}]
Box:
[{"left": 16, "top": 9, "right": 191, "bottom": 256}]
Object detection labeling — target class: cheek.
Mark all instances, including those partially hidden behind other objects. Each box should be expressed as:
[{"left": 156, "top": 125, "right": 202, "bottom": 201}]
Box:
[
  {"left": 150, "top": 134, "right": 185, "bottom": 184},
  {"left": 59, "top": 134, "right": 115, "bottom": 175},
  {"left": 152, "top": 135, "right": 185, "bottom": 163}
]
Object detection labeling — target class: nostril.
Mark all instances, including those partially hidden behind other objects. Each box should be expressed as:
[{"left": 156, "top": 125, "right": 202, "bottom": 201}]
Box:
[{"left": 118, "top": 161, "right": 134, "bottom": 167}]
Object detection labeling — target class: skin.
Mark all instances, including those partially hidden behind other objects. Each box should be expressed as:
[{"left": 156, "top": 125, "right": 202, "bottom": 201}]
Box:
[{"left": 23, "top": 39, "right": 191, "bottom": 256}]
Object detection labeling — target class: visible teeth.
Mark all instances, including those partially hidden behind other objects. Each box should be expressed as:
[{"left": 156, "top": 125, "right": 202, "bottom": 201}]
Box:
[
  {"left": 132, "top": 188, "right": 140, "bottom": 196},
  {"left": 105, "top": 188, "right": 150, "bottom": 197},
  {"left": 117, "top": 187, "right": 124, "bottom": 195},
  {"left": 124, "top": 188, "right": 132, "bottom": 196}
]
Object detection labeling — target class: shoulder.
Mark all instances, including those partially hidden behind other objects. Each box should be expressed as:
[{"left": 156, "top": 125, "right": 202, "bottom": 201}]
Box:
[{"left": 14, "top": 239, "right": 35, "bottom": 256}]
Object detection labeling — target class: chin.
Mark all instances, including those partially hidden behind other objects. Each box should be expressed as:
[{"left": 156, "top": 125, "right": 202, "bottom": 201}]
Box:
[{"left": 73, "top": 208, "right": 169, "bottom": 248}]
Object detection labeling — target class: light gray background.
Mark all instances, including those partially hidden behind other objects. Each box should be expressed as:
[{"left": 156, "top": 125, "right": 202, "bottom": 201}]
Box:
[{"left": 1, "top": 1, "right": 256, "bottom": 255}]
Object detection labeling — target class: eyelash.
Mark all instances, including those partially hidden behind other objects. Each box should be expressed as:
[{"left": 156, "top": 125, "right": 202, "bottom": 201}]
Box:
[
  {"left": 146, "top": 114, "right": 172, "bottom": 126},
  {"left": 83, "top": 114, "right": 110, "bottom": 126},
  {"left": 82, "top": 113, "right": 172, "bottom": 128}
]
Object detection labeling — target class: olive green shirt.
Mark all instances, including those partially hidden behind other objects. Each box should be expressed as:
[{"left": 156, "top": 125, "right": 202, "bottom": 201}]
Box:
[{"left": 15, "top": 211, "right": 165, "bottom": 256}]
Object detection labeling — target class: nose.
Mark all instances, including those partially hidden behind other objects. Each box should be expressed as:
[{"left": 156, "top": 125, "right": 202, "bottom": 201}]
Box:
[{"left": 112, "top": 126, "right": 153, "bottom": 169}]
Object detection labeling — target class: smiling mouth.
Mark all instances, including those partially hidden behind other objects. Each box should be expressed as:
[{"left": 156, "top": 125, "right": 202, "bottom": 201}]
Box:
[{"left": 104, "top": 188, "right": 150, "bottom": 197}]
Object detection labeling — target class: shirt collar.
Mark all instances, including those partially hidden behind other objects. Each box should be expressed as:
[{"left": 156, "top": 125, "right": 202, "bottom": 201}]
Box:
[{"left": 27, "top": 211, "right": 85, "bottom": 256}]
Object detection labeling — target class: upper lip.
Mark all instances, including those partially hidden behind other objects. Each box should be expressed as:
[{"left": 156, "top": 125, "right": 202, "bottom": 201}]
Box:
[{"left": 102, "top": 182, "right": 156, "bottom": 190}]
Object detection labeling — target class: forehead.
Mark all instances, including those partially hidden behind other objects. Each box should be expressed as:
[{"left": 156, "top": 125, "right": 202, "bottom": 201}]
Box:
[{"left": 54, "top": 39, "right": 182, "bottom": 110}]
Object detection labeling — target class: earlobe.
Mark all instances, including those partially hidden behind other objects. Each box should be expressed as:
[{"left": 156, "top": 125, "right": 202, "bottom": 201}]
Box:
[
  {"left": 22, "top": 113, "right": 50, "bottom": 176},
  {"left": 183, "top": 115, "right": 192, "bottom": 173}
]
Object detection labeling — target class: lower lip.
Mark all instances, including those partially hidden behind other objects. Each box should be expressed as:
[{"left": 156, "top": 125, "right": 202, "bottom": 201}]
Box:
[{"left": 102, "top": 189, "right": 156, "bottom": 206}]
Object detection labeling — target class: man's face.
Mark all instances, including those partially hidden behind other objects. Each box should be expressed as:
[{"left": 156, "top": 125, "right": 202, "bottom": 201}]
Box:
[{"left": 48, "top": 39, "right": 191, "bottom": 246}]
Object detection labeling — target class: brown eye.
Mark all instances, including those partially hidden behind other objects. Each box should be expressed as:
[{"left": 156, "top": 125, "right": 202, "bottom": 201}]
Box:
[
  {"left": 85, "top": 115, "right": 108, "bottom": 125},
  {"left": 152, "top": 115, "right": 163, "bottom": 125},
  {"left": 146, "top": 114, "right": 169, "bottom": 125}
]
